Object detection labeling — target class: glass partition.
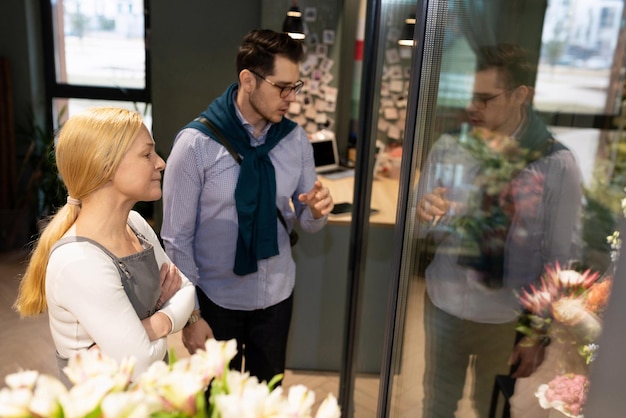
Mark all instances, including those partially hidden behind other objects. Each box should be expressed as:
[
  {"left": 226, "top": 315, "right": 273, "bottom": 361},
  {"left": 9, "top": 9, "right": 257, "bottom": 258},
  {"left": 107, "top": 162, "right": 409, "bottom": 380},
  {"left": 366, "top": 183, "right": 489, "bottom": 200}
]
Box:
[{"left": 383, "top": 0, "right": 626, "bottom": 417}]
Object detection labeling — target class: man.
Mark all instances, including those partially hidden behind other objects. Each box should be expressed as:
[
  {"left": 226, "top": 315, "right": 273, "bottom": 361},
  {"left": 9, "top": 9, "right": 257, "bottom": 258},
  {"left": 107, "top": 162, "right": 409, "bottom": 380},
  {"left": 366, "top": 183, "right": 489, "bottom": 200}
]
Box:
[
  {"left": 416, "top": 44, "right": 582, "bottom": 417},
  {"left": 161, "top": 29, "right": 334, "bottom": 384}
]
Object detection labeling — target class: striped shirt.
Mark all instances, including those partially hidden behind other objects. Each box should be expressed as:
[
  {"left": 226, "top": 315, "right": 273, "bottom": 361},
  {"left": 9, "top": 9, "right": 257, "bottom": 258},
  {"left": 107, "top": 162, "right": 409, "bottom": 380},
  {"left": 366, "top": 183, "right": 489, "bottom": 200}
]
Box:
[{"left": 161, "top": 100, "right": 327, "bottom": 311}]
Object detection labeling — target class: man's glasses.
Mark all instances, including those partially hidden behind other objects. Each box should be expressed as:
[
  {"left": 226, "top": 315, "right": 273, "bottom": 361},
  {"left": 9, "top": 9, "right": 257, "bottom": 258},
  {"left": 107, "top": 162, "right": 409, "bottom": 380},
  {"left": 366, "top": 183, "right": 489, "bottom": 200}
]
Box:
[
  {"left": 469, "top": 90, "right": 510, "bottom": 109},
  {"left": 248, "top": 69, "right": 304, "bottom": 98}
]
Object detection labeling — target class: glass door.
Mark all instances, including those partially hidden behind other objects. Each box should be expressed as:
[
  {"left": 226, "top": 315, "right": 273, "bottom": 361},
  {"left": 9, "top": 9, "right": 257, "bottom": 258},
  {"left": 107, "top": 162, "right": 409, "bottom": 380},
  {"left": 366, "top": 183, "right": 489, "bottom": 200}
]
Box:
[{"left": 381, "top": 0, "right": 626, "bottom": 417}]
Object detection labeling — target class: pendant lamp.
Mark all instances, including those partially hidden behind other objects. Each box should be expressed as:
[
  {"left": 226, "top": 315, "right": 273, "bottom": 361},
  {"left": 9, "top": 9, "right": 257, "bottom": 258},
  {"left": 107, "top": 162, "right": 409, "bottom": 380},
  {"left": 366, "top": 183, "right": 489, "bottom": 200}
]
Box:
[
  {"left": 283, "top": 1, "right": 306, "bottom": 40},
  {"left": 398, "top": 14, "right": 416, "bottom": 46}
]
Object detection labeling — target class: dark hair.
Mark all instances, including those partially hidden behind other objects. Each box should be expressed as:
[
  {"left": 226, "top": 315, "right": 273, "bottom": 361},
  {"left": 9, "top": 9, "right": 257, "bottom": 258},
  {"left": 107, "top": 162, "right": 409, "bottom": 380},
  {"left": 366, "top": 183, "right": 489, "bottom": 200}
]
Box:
[
  {"left": 476, "top": 44, "right": 536, "bottom": 89},
  {"left": 236, "top": 29, "right": 304, "bottom": 77}
]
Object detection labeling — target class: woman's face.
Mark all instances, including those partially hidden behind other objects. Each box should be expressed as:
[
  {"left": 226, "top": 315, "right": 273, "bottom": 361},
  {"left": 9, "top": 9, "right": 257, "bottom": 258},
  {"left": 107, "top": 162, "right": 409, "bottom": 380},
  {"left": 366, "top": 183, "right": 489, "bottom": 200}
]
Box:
[{"left": 112, "top": 125, "right": 165, "bottom": 203}]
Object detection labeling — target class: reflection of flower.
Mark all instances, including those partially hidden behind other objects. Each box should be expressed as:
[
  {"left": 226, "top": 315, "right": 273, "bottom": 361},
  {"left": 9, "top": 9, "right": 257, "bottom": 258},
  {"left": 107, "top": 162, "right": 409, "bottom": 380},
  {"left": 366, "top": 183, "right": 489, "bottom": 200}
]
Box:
[
  {"left": 516, "top": 263, "right": 607, "bottom": 341},
  {"left": 518, "top": 263, "right": 613, "bottom": 417},
  {"left": 0, "top": 339, "right": 341, "bottom": 418},
  {"left": 452, "top": 128, "right": 547, "bottom": 288},
  {"left": 536, "top": 373, "right": 589, "bottom": 418},
  {"left": 460, "top": 127, "right": 531, "bottom": 202},
  {"left": 582, "top": 279, "right": 612, "bottom": 315}
]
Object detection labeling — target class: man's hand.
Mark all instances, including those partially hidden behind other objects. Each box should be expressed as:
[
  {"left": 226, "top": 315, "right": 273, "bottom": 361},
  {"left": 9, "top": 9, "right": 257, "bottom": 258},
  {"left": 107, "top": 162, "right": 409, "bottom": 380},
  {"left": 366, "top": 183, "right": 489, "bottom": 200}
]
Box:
[
  {"left": 298, "top": 180, "right": 334, "bottom": 219},
  {"left": 155, "top": 263, "right": 182, "bottom": 310},
  {"left": 182, "top": 316, "right": 214, "bottom": 355},
  {"left": 509, "top": 337, "right": 546, "bottom": 378},
  {"left": 417, "top": 187, "right": 450, "bottom": 223}
]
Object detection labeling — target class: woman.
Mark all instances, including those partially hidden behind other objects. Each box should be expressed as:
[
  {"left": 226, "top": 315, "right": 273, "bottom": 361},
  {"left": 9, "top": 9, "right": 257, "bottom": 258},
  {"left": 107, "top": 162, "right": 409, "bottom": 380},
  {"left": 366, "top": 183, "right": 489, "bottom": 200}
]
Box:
[{"left": 14, "top": 107, "right": 195, "bottom": 383}]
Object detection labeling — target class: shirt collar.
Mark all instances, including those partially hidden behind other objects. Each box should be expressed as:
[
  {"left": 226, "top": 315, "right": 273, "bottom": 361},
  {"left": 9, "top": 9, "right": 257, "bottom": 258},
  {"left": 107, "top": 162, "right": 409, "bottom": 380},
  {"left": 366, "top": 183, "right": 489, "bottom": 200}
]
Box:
[
  {"left": 511, "top": 106, "right": 528, "bottom": 140},
  {"left": 232, "top": 90, "right": 273, "bottom": 144}
]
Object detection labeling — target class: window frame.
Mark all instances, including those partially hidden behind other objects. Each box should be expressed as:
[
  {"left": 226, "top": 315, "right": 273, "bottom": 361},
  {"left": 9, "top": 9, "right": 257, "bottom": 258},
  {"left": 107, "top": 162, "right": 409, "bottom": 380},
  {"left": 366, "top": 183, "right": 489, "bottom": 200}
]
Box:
[{"left": 40, "top": 0, "right": 151, "bottom": 123}]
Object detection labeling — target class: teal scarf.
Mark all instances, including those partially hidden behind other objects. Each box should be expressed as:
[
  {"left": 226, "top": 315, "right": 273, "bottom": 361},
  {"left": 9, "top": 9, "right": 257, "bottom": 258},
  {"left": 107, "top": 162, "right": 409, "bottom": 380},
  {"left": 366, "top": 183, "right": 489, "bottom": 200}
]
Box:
[{"left": 185, "top": 83, "right": 296, "bottom": 275}]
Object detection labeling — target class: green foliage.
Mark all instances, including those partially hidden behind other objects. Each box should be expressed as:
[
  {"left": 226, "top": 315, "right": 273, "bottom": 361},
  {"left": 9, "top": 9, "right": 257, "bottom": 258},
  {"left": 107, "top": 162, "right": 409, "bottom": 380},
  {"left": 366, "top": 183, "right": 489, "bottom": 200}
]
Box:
[
  {"left": 16, "top": 108, "right": 67, "bottom": 219},
  {"left": 544, "top": 39, "right": 566, "bottom": 66},
  {"left": 580, "top": 136, "right": 626, "bottom": 273},
  {"left": 97, "top": 15, "right": 115, "bottom": 31},
  {"left": 581, "top": 188, "right": 617, "bottom": 272},
  {"left": 69, "top": 12, "right": 90, "bottom": 38}
]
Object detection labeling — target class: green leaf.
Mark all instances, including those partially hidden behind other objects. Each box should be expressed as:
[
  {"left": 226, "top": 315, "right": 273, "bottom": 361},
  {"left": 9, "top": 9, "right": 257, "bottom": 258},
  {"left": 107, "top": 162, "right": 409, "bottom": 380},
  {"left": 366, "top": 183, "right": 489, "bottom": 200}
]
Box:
[
  {"left": 84, "top": 405, "right": 103, "bottom": 418},
  {"left": 267, "top": 373, "right": 284, "bottom": 391}
]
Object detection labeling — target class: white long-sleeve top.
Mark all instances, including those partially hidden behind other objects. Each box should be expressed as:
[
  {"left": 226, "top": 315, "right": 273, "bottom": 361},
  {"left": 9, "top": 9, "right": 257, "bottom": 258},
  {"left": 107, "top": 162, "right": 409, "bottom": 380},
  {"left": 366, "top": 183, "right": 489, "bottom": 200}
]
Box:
[{"left": 45, "top": 210, "right": 194, "bottom": 378}]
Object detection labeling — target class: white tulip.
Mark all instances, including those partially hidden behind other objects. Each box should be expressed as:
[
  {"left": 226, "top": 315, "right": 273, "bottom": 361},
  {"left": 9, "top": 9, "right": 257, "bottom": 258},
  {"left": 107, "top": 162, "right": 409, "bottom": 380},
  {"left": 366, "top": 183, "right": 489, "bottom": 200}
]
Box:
[
  {"left": 287, "top": 384, "right": 315, "bottom": 417},
  {"left": 5, "top": 370, "right": 38, "bottom": 390},
  {"left": 29, "top": 374, "right": 67, "bottom": 417},
  {"left": 100, "top": 390, "right": 162, "bottom": 418},
  {"left": 315, "top": 394, "right": 341, "bottom": 418},
  {"left": 59, "top": 375, "right": 117, "bottom": 418},
  {"left": 0, "top": 387, "right": 32, "bottom": 417}
]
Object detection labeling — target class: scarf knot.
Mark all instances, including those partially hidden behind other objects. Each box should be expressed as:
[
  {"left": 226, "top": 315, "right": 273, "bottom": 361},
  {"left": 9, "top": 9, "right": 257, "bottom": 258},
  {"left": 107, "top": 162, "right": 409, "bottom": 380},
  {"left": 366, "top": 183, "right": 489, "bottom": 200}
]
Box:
[{"left": 184, "top": 83, "right": 296, "bottom": 275}]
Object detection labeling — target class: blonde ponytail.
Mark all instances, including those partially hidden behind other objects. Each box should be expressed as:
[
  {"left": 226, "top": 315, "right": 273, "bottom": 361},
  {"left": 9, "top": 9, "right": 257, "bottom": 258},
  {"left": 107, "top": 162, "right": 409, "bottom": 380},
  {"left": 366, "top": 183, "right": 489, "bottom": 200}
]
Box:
[{"left": 14, "top": 204, "right": 80, "bottom": 316}]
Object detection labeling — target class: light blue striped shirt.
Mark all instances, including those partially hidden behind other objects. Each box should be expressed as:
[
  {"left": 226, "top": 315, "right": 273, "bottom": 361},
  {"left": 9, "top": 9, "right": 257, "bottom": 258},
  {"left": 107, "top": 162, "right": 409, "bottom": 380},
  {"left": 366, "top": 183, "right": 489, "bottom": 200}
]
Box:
[{"left": 161, "top": 100, "right": 327, "bottom": 311}]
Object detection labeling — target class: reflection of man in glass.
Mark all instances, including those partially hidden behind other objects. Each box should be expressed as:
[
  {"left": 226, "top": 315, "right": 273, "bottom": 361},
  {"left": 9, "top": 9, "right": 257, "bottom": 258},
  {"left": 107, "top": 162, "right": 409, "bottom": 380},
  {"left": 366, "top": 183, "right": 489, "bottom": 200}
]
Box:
[{"left": 416, "top": 44, "right": 582, "bottom": 417}]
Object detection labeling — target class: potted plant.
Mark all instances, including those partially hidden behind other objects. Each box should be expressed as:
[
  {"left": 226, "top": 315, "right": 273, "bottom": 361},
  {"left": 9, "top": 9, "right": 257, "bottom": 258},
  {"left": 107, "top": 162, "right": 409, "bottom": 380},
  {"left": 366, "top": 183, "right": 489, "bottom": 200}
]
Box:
[
  {"left": 24, "top": 108, "right": 68, "bottom": 229},
  {"left": 0, "top": 108, "right": 67, "bottom": 251}
]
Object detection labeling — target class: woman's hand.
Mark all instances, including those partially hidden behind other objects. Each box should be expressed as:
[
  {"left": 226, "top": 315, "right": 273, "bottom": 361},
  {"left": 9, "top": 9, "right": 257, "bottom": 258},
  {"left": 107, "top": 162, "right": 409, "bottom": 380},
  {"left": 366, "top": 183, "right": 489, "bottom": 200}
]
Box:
[{"left": 155, "top": 263, "right": 182, "bottom": 310}]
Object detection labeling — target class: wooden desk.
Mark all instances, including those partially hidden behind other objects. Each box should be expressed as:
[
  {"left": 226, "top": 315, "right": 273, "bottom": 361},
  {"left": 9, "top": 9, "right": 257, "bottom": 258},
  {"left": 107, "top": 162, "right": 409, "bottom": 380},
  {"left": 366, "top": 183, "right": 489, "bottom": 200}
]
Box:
[
  {"left": 322, "top": 175, "right": 399, "bottom": 226},
  {"left": 286, "top": 175, "right": 401, "bottom": 373}
]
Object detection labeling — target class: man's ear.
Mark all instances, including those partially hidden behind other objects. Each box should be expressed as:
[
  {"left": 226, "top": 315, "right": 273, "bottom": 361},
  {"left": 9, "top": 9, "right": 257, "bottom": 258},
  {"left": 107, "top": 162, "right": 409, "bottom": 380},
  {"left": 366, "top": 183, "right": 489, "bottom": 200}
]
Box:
[
  {"left": 514, "top": 85, "right": 531, "bottom": 105},
  {"left": 239, "top": 69, "right": 257, "bottom": 94}
]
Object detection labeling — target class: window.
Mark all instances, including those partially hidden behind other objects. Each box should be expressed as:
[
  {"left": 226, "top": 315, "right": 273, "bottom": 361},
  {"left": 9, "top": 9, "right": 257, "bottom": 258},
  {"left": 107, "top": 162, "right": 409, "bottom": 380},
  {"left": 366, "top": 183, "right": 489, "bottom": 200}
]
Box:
[
  {"left": 42, "top": 0, "right": 151, "bottom": 127},
  {"left": 600, "top": 7, "right": 614, "bottom": 29}
]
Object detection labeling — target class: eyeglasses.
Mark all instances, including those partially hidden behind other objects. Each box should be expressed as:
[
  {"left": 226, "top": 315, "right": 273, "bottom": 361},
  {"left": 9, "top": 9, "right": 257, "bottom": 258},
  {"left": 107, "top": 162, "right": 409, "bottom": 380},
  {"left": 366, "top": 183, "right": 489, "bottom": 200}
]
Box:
[
  {"left": 248, "top": 69, "right": 304, "bottom": 98},
  {"left": 469, "top": 90, "right": 510, "bottom": 109}
]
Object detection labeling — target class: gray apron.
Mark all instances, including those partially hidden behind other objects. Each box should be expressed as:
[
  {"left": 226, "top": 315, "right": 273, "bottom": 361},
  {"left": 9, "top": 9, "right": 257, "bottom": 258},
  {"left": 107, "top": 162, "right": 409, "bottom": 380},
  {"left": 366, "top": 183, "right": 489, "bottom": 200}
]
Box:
[{"left": 51, "top": 224, "right": 161, "bottom": 384}]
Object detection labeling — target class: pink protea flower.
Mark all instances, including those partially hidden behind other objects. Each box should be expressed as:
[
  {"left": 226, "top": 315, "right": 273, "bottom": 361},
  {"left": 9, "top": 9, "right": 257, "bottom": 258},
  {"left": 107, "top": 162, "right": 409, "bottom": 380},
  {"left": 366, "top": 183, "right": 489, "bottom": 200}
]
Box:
[
  {"left": 517, "top": 285, "right": 552, "bottom": 316},
  {"left": 541, "top": 263, "right": 601, "bottom": 297}
]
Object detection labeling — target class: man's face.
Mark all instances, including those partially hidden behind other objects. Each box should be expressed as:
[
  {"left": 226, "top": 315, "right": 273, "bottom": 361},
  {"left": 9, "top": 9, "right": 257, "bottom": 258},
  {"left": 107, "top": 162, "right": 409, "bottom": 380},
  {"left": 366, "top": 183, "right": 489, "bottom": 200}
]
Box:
[
  {"left": 248, "top": 55, "right": 300, "bottom": 124},
  {"left": 466, "top": 68, "right": 525, "bottom": 136}
]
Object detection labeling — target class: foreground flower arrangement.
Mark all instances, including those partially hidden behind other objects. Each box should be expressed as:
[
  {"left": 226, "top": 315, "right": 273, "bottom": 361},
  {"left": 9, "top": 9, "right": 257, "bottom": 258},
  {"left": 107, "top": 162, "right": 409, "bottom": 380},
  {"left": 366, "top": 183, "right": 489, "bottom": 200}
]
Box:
[
  {"left": 0, "top": 339, "right": 341, "bottom": 418},
  {"left": 516, "top": 263, "right": 611, "bottom": 361},
  {"left": 516, "top": 263, "right": 612, "bottom": 417},
  {"left": 536, "top": 373, "right": 589, "bottom": 418}
]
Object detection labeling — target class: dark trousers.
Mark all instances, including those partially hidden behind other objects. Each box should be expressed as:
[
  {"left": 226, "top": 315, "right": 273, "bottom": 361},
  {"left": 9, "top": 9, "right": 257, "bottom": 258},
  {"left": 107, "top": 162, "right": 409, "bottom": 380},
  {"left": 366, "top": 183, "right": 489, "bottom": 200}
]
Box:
[
  {"left": 196, "top": 287, "right": 293, "bottom": 384},
  {"left": 422, "top": 292, "right": 515, "bottom": 418}
]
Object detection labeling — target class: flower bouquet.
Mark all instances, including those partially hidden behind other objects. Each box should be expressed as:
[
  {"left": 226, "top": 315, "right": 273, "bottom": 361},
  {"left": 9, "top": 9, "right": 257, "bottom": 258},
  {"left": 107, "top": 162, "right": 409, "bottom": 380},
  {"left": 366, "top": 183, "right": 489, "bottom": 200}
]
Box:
[
  {"left": 516, "top": 262, "right": 611, "bottom": 357},
  {"left": 535, "top": 373, "right": 589, "bottom": 418},
  {"left": 0, "top": 339, "right": 341, "bottom": 418},
  {"left": 516, "top": 263, "right": 612, "bottom": 417},
  {"left": 452, "top": 127, "right": 546, "bottom": 289}
]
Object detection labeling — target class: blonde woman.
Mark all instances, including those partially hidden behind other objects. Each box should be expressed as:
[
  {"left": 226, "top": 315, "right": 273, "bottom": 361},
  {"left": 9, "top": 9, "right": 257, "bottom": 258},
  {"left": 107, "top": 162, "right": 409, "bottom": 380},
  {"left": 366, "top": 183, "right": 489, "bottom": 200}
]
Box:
[{"left": 14, "top": 107, "right": 195, "bottom": 384}]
